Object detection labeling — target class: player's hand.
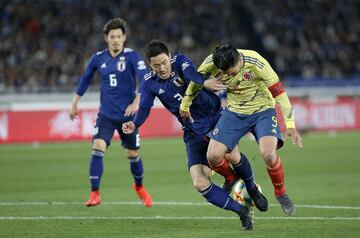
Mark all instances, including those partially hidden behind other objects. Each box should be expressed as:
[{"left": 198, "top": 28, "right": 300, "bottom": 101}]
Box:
[
  {"left": 203, "top": 77, "right": 226, "bottom": 91},
  {"left": 69, "top": 103, "right": 78, "bottom": 121},
  {"left": 122, "top": 121, "right": 136, "bottom": 134},
  {"left": 285, "top": 128, "right": 303, "bottom": 148},
  {"left": 124, "top": 103, "right": 139, "bottom": 116},
  {"left": 179, "top": 108, "right": 194, "bottom": 123}
]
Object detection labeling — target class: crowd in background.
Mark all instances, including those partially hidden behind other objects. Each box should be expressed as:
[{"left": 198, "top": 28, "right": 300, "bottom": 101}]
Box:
[
  {"left": 243, "top": 0, "right": 359, "bottom": 80},
  {"left": 0, "top": 0, "right": 359, "bottom": 93}
]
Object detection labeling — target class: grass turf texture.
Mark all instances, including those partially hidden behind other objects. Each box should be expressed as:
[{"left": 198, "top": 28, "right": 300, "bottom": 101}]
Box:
[{"left": 0, "top": 132, "right": 359, "bottom": 237}]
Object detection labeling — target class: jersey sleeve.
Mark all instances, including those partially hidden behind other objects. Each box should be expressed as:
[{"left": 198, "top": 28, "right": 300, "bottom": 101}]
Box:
[
  {"left": 253, "top": 52, "right": 280, "bottom": 87},
  {"left": 254, "top": 52, "right": 296, "bottom": 129},
  {"left": 76, "top": 54, "right": 97, "bottom": 96},
  {"left": 130, "top": 51, "right": 148, "bottom": 88},
  {"left": 139, "top": 80, "right": 156, "bottom": 109},
  {"left": 197, "top": 54, "right": 219, "bottom": 76},
  {"left": 178, "top": 55, "right": 205, "bottom": 85},
  {"left": 179, "top": 54, "right": 217, "bottom": 112},
  {"left": 133, "top": 81, "right": 156, "bottom": 128},
  {"left": 179, "top": 81, "right": 203, "bottom": 112},
  {"left": 133, "top": 107, "right": 151, "bottom": 128}
]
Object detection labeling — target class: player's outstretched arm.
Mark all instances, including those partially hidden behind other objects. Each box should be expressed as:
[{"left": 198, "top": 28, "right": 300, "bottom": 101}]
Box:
[
  {"left": 69, "top": 94, "right": 81, "bottom": 120},
  {"left": 122, "top": 121, "right": 136, "bottom": 134}
]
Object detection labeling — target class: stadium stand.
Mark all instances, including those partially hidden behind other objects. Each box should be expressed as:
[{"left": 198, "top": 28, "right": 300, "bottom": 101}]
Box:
[{"left": 0, "top": 0, "right": 358, "bottom": 93}]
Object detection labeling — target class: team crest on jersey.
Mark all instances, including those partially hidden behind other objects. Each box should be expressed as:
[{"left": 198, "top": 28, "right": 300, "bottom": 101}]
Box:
[
  {"left": 242, "top": 71, "right": 252, "bottom": 81},
  {"left": 118, "top": 58, "right": 126, "bottom": 72},
  {"left": 171, "top": 75, "right": 185, "bottom": 87}
]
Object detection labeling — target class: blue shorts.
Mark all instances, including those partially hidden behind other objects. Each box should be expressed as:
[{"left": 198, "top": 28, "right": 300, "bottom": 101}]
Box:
[
  {"left": 183, "top": 130, "right": 210, "bottom": 169},
  {"left": 93, "top": 113, "right": 140, "bottom": 150},
  {"left": 208, "top": 108, "right": 284, "bottom": 150}
]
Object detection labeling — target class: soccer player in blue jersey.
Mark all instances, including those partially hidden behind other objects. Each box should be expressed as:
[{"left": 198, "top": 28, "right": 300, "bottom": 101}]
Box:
[
  {"left": 122, "top": 40, "right": 269, "bottom": 230},
  {"left": 69, "top": 18, "right": 153, "bottom": 207}
]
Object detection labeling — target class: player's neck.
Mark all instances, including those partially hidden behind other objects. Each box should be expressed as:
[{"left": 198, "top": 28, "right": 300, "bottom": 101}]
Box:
[{"left": 109, "top": 47, "right": 123, "bottom": 58}]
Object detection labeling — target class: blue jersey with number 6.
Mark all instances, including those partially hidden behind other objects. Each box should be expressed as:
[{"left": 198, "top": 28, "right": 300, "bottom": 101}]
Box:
[{"left": 76, "top": 48, "right": 148, "bottom": 120}]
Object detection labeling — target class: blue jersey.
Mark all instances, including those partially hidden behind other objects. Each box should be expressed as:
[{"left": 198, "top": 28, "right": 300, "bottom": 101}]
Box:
[
  {"left": 76, "top": 48, "right": 148, "bottom": 120},
  {"left": 137, "top": 54, "right": 221, "bottom": 135}
]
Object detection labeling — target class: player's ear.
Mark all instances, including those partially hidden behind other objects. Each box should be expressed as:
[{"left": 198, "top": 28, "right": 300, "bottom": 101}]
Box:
[
  {"left": 104, "top": 34, "right": 108, "bottom": 43},
  {"left": 123, "top": 34, "right": 127, "bottom": 42}
]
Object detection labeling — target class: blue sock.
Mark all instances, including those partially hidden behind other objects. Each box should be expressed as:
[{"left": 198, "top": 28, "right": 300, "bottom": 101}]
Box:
[
  {"left": 89, "top": 149, "right": 104, "bottom": 191},
  {"left": 233, "top": 153, "right": 256, "bottom": 191},
  {"left": 128, "top": 155, "right": 144, "bottom": 187},
  {"left": 200, "top": 183, "right": 243, "bottom": 213}
]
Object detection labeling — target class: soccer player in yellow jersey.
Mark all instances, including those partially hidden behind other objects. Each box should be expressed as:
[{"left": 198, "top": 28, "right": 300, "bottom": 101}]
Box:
[{"left": 180, "top": 45, "right": 302, "bottom": 215}]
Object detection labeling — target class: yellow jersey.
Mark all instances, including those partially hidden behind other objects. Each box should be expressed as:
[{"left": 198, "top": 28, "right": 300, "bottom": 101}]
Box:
[{"left": 181, "top": 49, "right": 296, "bottom": 129}]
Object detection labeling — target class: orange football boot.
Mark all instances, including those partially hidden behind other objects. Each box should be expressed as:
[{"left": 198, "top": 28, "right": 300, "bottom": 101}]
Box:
[
  {"left": 132, "top": 184, "right": 153, "bottom": 207},
  {"left": 85, "top": 191, "right": 102, "bottom": 207}
]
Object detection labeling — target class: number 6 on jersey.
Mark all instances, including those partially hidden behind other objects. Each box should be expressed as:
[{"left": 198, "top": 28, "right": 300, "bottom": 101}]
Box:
[{"left": 109, "top": 74, "right": 117, "bottom": 87}]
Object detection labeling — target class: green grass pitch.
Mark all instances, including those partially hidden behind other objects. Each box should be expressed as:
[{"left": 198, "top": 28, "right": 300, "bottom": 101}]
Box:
[{"left": 0, "top": 132, "right": 359, "bottom": 237}]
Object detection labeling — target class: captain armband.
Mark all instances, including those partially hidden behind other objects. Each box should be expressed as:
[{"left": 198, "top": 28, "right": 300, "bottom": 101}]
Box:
[{"left": 268, "top": 82, "right": 285, "bottom": 98}]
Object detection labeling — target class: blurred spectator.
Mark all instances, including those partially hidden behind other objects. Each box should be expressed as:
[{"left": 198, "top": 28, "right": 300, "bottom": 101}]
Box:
[
  {"left": 242, "top": 0, "right": 359, "bottom": 80},
  {"left": 0, "top": 0, "right": 359, "bottom": 93}
]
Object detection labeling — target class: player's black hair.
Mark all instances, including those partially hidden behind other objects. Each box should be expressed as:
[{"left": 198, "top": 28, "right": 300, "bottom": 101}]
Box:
[
  {"left": 145, "top": 40, "right": 170, "bottom": 61},
  {"left": 103, "top": 18, "right": 126, "bottom": 35},
  {"left": 212, "top": 44, "right": 240, "bottom": 71}
]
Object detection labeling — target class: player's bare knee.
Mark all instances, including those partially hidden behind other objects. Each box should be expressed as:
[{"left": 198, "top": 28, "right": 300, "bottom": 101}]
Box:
[
  {"left": 261, "top": 152, "right": 277, "bottom": 166},
  {"left": 225, "top": 149, "right": 241, "bottom": 165},
  {"left": 207, "top": 150, "right": 223, "bottom": 165},
  {"left": 92, "top": 139, "right": 106, "bottom": 152},
  {"left": 127, "top": 150, "right": 139, "bottom": 158}
]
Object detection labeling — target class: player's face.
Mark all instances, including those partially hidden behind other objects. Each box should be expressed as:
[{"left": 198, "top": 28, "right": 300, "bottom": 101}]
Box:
[
  {"left": 149, "top": 53, "right": 172, "bottom": 79},
  {"left": 105, "top": 29, "right": 126, "bottom": 54},
  {"left": 223, "top": 57, "right": 244, "bottom": 77}
]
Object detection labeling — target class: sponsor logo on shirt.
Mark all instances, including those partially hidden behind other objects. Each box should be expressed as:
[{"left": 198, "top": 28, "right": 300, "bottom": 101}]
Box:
[{"left": 137, "top": 61, "right": 147, "bottom": 70}]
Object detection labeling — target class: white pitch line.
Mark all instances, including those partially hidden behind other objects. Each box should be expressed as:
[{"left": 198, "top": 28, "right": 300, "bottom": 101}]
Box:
[
  {"left": 0, "top": 201, "right": 359, "bottom": 210},
  {"left": 0, "top": 216, "right": 359, "bottom": 221}
]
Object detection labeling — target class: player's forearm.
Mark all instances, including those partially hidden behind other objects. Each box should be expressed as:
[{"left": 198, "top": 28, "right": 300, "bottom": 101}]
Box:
[
  {"left": 180, "top": 82, "right": 203, "bottom": 112},
  {"left": 72, "top": 94, "right": 81, "bottom": 105},
  {"left": 275, "top": 92, "right": 295, "bottom": 129},
  {"left": 132, "top": 93, "right": 141, "bottom": 106},
  {"left": 133, "top": 107, "right": 151, "bottom": 128}
]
